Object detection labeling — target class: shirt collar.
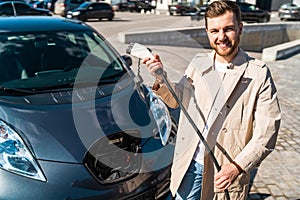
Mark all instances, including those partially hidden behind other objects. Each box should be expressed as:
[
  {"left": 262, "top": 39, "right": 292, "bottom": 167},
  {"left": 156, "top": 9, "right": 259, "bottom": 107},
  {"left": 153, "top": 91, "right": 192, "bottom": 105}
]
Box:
[{"left": 201, "top": 48, "right": 250, "bottom": 75}]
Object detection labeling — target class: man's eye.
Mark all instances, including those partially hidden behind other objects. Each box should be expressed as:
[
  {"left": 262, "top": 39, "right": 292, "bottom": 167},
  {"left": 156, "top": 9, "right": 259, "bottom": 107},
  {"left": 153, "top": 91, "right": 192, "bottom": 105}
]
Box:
[
  {"left": 225, "top": 28, "right": 234, "bottom": 32},
  {"left": 210, "top": 30, "right": 218, "bottom": 34}
]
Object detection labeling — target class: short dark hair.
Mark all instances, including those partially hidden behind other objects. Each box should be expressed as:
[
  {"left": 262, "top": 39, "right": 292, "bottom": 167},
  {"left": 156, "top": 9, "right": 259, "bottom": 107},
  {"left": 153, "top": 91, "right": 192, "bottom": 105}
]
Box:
[{"left": 205, "top": 0, "right": 242, "bottom": 28}]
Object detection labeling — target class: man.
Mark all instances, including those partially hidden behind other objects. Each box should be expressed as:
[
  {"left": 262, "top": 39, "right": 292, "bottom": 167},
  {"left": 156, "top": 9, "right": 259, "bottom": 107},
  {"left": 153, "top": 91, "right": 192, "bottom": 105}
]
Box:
[{"left": 143, "top": 0, "right": 281, "bottom": 199}]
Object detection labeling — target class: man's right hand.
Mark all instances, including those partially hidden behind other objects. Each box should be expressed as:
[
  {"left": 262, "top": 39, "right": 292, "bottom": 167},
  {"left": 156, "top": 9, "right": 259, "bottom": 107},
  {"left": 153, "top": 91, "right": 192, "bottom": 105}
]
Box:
[{"left": 143, "top": 54, "right": 165, "bottom": 83}]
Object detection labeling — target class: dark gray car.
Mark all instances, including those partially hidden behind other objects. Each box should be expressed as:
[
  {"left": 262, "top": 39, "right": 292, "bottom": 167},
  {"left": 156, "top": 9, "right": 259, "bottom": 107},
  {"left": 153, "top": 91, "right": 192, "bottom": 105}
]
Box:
[
  {"left": 0, "top": 1, "right": 52, "bottom": 16},
  {"left": 0, "top": 16, "right": 175, "bottom": 199},
  {"left": 54, "top": 0, "right": 85, "bottom": 16},
  {"left": 67, "top": 2, "right": 114, "bottom": 21}
]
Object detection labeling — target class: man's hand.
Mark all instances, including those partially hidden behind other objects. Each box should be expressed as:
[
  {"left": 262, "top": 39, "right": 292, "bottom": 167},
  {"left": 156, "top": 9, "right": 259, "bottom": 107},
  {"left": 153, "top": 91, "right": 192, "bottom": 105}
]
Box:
[
  {"left": 214, "top": 162, "right": 241, "bottom": 191},
  {"left": 143, "top": 54, "right": 165, "bottom": 82}
]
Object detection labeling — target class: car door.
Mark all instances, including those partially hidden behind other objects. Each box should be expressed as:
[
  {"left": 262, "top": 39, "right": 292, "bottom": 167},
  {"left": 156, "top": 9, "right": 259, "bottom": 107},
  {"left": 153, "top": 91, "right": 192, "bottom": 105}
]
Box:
[
  {"left": 88, "top": 3, "right": 108, "bottom": 19},
  {"left": 85, "top": 3, "right": 98, "bottom": 19},
  {"left": 240, "top": 3, "right": 261, "bottom": 22},
  {"left": 100, "top": 3, "right": 112, "bottom": 18}
]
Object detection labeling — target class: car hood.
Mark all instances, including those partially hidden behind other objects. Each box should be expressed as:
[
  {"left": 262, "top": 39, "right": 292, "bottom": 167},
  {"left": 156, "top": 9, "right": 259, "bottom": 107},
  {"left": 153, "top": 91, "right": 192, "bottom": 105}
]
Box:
[{"left": 0, "top": 82, "right": 154, "bottom": 163}]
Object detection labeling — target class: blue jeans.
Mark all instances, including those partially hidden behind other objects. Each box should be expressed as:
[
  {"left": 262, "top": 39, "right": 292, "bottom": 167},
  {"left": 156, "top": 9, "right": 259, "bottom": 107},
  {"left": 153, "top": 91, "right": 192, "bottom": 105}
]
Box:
[{"left": 175, "top": 160, "right": 203, "bottom": 200}]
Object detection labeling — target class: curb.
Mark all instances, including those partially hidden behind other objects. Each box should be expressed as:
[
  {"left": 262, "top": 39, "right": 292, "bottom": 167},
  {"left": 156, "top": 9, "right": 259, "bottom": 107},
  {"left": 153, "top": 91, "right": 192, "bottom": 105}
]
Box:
[{"left": 262, "top": 39, "right": 300, "bottom": 61}]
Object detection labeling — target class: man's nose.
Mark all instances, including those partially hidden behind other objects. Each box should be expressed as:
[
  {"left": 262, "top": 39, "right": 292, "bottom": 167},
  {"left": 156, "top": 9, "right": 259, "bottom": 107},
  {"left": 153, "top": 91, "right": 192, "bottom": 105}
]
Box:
[{"left": 218, "top": 30, "right": 227, "bottom": 40}]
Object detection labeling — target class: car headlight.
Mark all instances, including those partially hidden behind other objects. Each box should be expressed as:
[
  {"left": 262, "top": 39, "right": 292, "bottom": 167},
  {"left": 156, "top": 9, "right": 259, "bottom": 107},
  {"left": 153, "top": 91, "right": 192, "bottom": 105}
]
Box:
[
  {"left": 0, "top": 120, "right": 46, "bottom": 182},
  {"left": 72, "top": 11, "right": 80, "bottom": 16},
  {"left": 146, "top": 87, "right": 171, "bottom": 146}
]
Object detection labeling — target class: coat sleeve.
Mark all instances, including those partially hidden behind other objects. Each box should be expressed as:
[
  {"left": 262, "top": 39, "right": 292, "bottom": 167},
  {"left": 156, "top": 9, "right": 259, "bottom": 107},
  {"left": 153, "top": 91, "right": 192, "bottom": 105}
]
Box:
[
  {"left": 152, "top": 64, "right": 196, "bottom": 109},
  {"left": 234, "top": 65, "right": 281, "bottom": 173}
]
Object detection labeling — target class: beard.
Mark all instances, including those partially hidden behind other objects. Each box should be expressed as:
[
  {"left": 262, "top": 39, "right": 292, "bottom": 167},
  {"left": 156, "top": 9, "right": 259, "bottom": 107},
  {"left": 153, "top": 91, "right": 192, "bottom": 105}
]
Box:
[{"left": 211, "top": 36, "right": 240, "bottom": 57}]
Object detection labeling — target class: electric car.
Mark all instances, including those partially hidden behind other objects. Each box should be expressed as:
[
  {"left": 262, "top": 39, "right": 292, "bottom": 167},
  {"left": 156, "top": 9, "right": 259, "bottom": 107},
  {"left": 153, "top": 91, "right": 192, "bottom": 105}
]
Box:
[{"left": 0, "top": 16, "right": 176, "bottom": 199}]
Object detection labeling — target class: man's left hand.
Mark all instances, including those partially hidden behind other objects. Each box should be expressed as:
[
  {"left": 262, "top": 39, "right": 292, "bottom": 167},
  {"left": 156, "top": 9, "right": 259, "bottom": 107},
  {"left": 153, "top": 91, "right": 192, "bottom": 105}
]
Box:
[{"left": 214, "top": 162, "right": 241, "bottom": 191}]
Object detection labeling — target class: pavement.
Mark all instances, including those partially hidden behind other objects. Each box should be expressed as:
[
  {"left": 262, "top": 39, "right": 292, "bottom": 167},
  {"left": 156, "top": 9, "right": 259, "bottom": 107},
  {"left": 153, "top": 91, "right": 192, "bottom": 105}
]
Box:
[
  {"left": 247, "top": 52, "right": 300, "bottom": 200},
  {"left": 104, "top": 13, "right": 300, "bottom": 199}
]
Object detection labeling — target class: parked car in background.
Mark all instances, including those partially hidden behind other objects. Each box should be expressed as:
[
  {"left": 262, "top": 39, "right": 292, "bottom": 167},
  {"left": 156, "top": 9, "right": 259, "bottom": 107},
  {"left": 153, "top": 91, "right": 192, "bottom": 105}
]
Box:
[
  {"left": 0, "top": 16, "right": 175, "bottom": 199},
  {"left": 191, "top": 2, "right": 270, "bottom": 22},
  {"left": 236, "top": 2, "right": 270, "bottom": 23},
  {"left": 112, "top": 1, "right": 128, "bottom": 11},
  {"left": 190, "top": 3, "right": 208, "bottom": 21},
  {"left": 0, "top": 1, "right": 52, "bottom": 16},
  {"left": 112, "top": 0, "right": 153, "bottom": 13},
  {"left": 278, "top": 3, "right": 300, "bottom": 20},
  {"left": 66, "top": 2, "right": 114, "bottom": 21},
  {"left": 31, "top": 0, "right": 51, "bottom": 9},
  {"left": 127, "top": 0, "right": 155, "bottom": 13},
  {"left": 54, "top": 0, "right": 85, "bottom": 16},
  {"left": 168, "top": 2, "right": 198, "bottom": 16}
]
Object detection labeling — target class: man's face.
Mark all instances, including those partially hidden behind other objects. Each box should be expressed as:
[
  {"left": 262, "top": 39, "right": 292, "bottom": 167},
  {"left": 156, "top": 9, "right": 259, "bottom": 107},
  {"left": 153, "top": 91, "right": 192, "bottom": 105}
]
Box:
[{"left": 206, "top": 11, "right": 243, "bottom": 62}]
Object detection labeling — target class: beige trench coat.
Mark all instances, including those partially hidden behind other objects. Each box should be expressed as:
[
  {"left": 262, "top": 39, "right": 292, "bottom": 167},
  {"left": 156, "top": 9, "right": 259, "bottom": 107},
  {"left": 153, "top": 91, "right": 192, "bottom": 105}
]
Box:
[{"left": 154, "top": 48, "right": 281, "bottom": 200}]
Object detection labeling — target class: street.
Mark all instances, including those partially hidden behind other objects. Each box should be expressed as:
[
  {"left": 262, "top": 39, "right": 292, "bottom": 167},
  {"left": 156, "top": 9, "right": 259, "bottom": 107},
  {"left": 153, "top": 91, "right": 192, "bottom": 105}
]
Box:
[
  {"left": 84, "top": 11, "right": 300, "bottom": 199},
  {"left": 86, "top": 10, "right": 283, "bottom": 38}
]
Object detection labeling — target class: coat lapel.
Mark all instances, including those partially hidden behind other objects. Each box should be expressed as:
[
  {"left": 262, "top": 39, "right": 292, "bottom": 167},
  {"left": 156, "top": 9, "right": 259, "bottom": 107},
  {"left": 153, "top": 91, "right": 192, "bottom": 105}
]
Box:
[{"left": 199, "top": 49, "right": 250, "bottom": 134}]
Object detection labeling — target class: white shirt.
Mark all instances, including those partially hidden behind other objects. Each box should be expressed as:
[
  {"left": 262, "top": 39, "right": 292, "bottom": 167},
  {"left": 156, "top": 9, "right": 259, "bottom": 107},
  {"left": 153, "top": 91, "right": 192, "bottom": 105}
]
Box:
[{"left": 193, "top": 61, "right": 229, "bottom": 164}]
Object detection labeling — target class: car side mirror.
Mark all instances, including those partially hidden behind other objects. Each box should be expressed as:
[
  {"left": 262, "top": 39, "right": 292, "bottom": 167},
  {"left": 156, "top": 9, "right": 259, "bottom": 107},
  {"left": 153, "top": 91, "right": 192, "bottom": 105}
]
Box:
[{"left": 121, "top": 55, "right": 132, "bottom": 67}]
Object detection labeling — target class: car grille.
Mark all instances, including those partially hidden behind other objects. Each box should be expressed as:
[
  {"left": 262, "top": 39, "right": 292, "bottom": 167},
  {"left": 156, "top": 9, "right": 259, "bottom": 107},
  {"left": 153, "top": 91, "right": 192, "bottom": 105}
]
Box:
[{"left": 84, "top": 131, "right": 142, "bottom": 185}]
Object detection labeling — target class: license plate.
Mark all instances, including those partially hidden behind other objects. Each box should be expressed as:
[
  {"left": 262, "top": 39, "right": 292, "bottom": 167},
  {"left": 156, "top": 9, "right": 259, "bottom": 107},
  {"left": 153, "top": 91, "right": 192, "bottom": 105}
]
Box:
[{"left": 66, "top": 15, "right": 72, "bottom": 18}]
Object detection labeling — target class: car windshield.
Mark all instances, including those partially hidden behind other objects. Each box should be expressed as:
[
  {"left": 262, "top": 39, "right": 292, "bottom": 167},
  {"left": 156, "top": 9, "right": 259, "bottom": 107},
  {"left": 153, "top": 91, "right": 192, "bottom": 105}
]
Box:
[
  {"left": 79, "top": 2, "right": 91, "bottom": 8},
  {"left": 281, "top": 3, "right": 297, "bottom": 8},
  {"left": 0, "top": 29, "right": 126, "bottom": 93}
]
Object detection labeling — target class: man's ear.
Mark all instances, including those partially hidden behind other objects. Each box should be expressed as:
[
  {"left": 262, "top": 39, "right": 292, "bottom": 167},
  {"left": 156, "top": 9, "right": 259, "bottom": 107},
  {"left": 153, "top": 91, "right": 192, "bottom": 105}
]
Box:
[{"left": 239, "top": 22, "right": 243, "bottom": 35}]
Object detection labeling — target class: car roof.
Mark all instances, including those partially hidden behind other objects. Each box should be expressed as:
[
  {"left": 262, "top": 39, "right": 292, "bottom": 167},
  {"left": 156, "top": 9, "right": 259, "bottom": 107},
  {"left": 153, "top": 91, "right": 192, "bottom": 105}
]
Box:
[
  {"left": 281, "top": 3, "right": 298, "bottom": 7},
  {"left": 84, "top": 1, "right": 111, "bottom": 5},
  {"left": 0, "top": 1, "right": 25, "bottom": 4},
  {"left": 0, "top": 16, "right": 90, "bottom": 32}
]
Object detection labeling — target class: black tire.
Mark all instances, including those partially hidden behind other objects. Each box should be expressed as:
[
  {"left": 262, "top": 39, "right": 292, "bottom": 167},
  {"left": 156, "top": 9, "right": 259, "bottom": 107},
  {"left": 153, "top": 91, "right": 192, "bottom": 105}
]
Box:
[
  {"left": 259, "top": 16, "right": 268, "bottom": 23},
  {"left": 181, "top": 9, "right": 186, "bottom": 16},
  {"left": 80, "top": 17, "right": 87, "bottom": 22}
]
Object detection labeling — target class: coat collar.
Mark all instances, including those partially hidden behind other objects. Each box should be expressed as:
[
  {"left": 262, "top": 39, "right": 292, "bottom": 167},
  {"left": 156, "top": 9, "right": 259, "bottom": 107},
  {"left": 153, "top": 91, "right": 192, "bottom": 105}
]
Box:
[{"left": 199, "top": 48, "right": 251, "bottom": 76}]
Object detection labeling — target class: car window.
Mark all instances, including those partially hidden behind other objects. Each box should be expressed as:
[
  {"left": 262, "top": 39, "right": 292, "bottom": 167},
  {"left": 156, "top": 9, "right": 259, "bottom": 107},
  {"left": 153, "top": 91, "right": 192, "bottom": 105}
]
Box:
[
  {"left": 14, "top": 2, "right": 30, "bottom": 12},
  {"left": 69, "top": 0, "right": 85, "bottom": 4},
  {"left": 248, "top": 5, "right": 256, "bottom": 11},
  {"left": 90, "top": 3, "right": 100, "bottom": 9},
  {"left": 0, "top": 30, "right": 126, "bottom": 92},
  {"left": 83, "top": 33, "right": 111, "bottom": 65},
  {"left": 79, "top": 2, "right": 90, "bottom": 8},
  {"left": 0, "top": 3, "right": 14, "bottom": 15}
]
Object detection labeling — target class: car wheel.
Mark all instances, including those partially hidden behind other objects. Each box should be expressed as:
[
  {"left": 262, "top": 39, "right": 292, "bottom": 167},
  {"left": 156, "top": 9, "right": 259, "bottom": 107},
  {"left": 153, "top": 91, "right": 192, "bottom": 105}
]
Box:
[
  {"left": 80, "top": 17, "right": 87, "bottom": 22},
  {"left": 259, "top": 16, "right": 268, "bottom": 23},
  {"left": 181, "top": 9, "right": 186, "bottom": 16},
  {"left": 107, "top": 15, "right": 113, "bottom": 21}
]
